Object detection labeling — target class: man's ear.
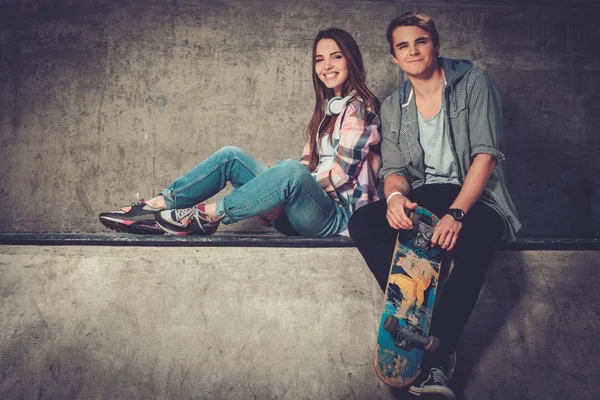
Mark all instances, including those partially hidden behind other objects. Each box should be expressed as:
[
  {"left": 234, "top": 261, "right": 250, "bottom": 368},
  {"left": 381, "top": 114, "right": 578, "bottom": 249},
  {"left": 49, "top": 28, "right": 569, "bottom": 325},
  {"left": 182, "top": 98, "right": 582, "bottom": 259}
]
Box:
[
  {"left": 435, "top": 43, "right": 441, "bottom": 57},
  {"left": 391, "top": 54, "right": 400, "bottom": 67}
]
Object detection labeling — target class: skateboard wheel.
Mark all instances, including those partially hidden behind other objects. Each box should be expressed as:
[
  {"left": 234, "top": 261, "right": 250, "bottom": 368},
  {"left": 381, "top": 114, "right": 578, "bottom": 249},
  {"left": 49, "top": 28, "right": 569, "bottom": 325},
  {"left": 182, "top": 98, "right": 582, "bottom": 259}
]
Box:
[
  {"left": 383, "top": 315, "right": 399, "bottom": 333},
  {"left": 424, "top": 335, "right": 440, "bottom": 352}
]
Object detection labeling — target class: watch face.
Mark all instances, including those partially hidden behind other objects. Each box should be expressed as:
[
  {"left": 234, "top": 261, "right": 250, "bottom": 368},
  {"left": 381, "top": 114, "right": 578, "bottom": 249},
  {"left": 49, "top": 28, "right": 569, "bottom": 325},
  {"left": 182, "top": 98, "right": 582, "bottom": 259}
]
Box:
[{"left": 449, "top": 209, "right": 465, "bottom": 221}]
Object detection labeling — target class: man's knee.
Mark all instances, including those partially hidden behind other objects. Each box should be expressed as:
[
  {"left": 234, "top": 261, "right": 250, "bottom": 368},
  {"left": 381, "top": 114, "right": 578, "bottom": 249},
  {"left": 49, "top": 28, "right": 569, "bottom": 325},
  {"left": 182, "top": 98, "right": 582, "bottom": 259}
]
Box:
[
  {"left": 347, "top": 205, "right": 370, "bottom": 240},
  {"left": 348, "top": 200, "right": 388, "bottom": 243}
]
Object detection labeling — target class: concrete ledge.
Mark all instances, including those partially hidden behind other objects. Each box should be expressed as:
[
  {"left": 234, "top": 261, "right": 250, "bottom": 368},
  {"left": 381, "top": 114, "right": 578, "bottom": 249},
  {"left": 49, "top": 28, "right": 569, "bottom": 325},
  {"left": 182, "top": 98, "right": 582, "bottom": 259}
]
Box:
[
  {"left": 0, "top": 233, "right": 354, "bottom": 248},
  {"left": 0, "top": 246, "right": 598, "bottom": 399},
  {"left": 0, "top": 233, "right": 599, "bottom": 250}
]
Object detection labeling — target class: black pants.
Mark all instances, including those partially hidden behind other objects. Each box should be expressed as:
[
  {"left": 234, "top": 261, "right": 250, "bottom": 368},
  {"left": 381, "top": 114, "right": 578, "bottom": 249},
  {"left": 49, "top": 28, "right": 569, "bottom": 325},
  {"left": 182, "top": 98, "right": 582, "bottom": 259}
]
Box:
[{"left": 348, "top": 184, "right": 504, "bottom": 367}]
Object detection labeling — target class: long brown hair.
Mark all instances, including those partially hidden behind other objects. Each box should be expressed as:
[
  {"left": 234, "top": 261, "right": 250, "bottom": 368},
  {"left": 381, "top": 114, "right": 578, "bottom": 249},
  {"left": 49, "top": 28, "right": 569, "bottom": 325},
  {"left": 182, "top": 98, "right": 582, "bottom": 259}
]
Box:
[{"left": 305, "top": 28, "right": 379, "bottom": 173}]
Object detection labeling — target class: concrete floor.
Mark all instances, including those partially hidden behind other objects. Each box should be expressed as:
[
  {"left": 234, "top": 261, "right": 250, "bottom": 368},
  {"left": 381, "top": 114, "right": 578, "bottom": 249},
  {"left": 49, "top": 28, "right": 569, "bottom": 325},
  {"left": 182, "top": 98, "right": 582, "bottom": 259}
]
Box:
[{"left": 0, "top": 246, "right": 598, "bottom": 399}]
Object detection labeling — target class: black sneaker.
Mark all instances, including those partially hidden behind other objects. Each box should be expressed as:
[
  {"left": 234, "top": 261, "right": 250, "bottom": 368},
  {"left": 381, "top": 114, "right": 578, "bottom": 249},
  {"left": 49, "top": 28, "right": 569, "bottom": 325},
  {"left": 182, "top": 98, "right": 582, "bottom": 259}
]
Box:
[
  {"left": 408, "top": 367, "right": 455, "bottom": 399},
  {"left": 99, "top": 200, "right": 164, "bottom": 235},
  {"left": 155, "top": 203, "right": 220, "bottom": 235}
]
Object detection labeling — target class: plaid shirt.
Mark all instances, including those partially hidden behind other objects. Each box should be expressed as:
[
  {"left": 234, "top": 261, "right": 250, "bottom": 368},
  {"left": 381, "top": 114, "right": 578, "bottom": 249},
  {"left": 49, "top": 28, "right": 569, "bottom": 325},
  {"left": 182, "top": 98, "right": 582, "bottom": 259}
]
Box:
[{"left": 301, "top": 99, "right": 381, "bottom": 214}]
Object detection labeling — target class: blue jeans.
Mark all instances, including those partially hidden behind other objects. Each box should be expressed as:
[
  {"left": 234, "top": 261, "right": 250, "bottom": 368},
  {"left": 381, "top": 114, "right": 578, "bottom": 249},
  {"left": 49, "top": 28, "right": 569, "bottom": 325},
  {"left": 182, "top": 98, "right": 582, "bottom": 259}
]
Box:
[{"left": 159, "top": 146, "right": 350, "bottom": 237}]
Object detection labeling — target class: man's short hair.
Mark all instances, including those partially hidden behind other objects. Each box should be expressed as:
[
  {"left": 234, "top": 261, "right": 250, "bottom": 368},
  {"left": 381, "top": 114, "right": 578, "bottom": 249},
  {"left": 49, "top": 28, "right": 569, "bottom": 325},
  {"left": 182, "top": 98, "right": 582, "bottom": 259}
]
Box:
[{"left": 386, "top": 12, "right": 440, "bottom": 55}]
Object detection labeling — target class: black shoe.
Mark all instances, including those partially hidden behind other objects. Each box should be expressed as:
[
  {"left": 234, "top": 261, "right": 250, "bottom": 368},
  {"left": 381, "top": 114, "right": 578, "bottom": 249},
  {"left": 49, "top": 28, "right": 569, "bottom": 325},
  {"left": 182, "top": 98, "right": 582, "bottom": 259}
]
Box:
[
  {"left": 155, "top": 203, "right": 220, "bottom": 236},
  {"left": 408, "top": 367, "right": 455, "bottom": 399},
  {"left": 99, "top": 200, "right": 164, "bottom": 235}
]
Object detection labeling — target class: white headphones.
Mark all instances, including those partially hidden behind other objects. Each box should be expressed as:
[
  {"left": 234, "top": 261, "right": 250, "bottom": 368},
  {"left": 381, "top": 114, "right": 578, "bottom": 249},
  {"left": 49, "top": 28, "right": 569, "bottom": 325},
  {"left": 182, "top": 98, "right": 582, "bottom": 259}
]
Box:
[{"left": 326, "top": 95, "right": 353, "bottom": 116}]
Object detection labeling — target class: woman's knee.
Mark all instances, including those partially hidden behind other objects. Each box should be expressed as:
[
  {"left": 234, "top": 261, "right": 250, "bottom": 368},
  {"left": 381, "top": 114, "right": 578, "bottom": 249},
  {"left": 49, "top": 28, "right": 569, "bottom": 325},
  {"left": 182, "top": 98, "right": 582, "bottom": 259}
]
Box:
[
  {"left": 277, "top": 159, "right": 306, "bottom": 172},
  {"left": 215, "top": 145, "right": 246, "bottom": 159},
  {"left": 276, "top": 159, "right": 313, "bottom": 184}
]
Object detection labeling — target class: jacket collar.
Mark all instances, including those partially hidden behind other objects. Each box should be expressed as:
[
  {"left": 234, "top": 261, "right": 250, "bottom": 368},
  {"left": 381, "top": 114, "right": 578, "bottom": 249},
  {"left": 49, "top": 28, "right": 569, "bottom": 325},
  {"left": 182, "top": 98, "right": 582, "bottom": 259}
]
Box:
[{"left": 398, "top": 57, "right": 473, "bottom": 108}]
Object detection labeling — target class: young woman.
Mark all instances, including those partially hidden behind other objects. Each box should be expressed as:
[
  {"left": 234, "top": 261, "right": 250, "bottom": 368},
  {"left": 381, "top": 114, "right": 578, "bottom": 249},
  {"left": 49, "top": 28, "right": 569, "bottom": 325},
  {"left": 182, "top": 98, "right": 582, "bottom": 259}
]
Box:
[{"left": 99, "top": 28, "right": 381, "bottom": 237}]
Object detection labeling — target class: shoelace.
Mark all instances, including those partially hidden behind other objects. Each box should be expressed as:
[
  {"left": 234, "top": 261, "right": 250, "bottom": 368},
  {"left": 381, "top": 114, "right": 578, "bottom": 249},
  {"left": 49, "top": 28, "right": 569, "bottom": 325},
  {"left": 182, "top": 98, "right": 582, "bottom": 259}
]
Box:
[
  {"left": 173, "top": 206, "right": 211, "bottom": 232},
  {"left": 429, "top": 367, "right": 449, "bottom": 386}
]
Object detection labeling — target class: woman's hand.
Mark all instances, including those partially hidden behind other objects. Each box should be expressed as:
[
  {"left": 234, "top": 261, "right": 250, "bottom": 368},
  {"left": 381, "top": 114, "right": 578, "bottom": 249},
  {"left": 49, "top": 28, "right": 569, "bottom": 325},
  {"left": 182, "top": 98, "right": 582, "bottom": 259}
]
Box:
[
  {"left": 257, "top": 206, "right": 284, "bottom": 227},
  {"left": 386, "top": 195, "right": 418, "bottom": 230},
  {"left": 431, "top": 214, "right": 462, "bottom": 251}
]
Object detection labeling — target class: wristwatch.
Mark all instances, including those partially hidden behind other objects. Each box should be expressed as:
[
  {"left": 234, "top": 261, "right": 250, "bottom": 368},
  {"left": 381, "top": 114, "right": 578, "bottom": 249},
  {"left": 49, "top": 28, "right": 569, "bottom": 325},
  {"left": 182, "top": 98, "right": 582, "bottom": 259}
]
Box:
[{"left": 447, "top": 208, "right": 465, "bottom": 221}]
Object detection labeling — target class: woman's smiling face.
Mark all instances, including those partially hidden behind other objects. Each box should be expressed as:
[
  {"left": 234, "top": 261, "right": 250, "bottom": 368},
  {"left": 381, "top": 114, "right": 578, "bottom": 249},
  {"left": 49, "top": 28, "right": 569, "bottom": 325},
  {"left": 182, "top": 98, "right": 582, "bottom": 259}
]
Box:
[{"left": 314, "top": 38, "right": 349, "bottom": 97}]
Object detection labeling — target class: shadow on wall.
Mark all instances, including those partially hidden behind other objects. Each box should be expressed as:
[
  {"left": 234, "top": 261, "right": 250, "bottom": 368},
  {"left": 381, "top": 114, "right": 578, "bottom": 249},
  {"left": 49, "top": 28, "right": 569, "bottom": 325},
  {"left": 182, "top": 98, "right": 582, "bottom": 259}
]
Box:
[
  {"left": 0, "top": 1, "right": 113, "bottom": 134},
  {"left": 451, "top": 251, "right": 525, "bottom": 399},
  {"left": 452, "top": 251, "right": 598, "bottom": 400},
  {"left": 0, "top": 322, "right": 90, "bottom": 399},
  {"left": 0, "top": 322, "right": 193, "bottom": 399},
  {"left": 498, "top": 74, "right": 600, "bottom": 238}
]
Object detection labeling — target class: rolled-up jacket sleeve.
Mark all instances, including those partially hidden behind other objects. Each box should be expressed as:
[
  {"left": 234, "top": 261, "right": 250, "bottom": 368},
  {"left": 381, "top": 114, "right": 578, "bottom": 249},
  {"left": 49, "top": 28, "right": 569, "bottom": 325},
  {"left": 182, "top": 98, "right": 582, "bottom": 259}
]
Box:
[
  {"left": 379, "top": 98, "right": 412, "bottom": 183},
  {"left": 468, "top": 72, "right": 506, "bottom": 162},
  {"left": 315, "top": 100, "right": 380, "bottom": 200}
]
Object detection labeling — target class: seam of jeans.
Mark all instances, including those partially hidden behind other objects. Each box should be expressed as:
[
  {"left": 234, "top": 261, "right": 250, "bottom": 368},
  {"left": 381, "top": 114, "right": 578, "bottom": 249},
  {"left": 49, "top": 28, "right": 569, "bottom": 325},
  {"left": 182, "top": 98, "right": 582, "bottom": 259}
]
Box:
[{"left": 172, "top": 156, "right": 262, "bottom": 198}]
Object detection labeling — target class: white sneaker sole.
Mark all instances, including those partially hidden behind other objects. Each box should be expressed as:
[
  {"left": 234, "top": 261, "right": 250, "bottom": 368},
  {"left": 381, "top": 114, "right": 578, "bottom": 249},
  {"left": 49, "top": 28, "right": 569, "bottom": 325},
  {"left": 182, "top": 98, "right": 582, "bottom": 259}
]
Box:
[{"left": 408, "top": 385, "right": 456, "bottom": 400}]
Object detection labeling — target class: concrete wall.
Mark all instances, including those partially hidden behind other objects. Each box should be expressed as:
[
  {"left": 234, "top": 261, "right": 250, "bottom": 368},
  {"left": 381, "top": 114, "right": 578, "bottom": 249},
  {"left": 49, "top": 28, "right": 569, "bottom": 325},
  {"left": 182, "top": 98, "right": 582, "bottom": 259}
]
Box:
[
  {"left": 1, "top": 0, "right": 599, "bottom": 235},
  {"left": 1, "top": 246, "right": 598, "bottom": 399}
]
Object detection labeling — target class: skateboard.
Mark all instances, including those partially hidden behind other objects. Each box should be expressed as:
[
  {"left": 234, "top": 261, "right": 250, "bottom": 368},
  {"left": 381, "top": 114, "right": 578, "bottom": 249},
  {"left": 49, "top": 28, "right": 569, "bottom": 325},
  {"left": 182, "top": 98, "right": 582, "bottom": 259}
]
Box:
[{"left": 374, "top": 206, "right": 443, "bottom": 387}]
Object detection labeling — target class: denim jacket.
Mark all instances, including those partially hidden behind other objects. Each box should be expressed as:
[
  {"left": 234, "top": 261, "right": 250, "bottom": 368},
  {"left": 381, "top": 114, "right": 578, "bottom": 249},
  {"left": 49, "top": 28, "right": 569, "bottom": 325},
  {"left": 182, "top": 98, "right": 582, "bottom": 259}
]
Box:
[{"left": 380, "top": 57, "right": 521, "bottom": 242}]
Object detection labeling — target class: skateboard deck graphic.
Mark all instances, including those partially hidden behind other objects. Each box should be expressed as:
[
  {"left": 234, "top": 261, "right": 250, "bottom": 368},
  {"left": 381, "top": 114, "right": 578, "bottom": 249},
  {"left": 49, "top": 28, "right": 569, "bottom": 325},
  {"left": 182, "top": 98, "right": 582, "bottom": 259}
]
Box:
[{"left": 374, "top": 206, "right": 443, "bottom": 387}]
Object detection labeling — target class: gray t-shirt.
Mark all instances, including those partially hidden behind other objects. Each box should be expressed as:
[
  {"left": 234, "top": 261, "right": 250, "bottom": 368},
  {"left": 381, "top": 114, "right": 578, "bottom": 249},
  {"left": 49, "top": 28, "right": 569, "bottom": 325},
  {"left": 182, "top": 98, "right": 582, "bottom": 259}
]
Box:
[
  {"left": 417, "top": 105, "right": 459, "bottom": 185},
  {"left": 417, "top": 104, "right": 459, "bottom": 185}
]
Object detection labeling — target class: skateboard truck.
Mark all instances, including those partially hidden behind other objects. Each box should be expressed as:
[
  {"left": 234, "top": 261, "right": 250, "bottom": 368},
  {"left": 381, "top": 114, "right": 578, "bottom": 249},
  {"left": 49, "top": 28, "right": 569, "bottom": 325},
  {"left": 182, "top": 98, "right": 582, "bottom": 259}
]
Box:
[
  {"left": 408, "top": 211, "right": 434, "bottom": 251},
  {"left": 383, "top": 315, "right": 440, "bottom": 352}
]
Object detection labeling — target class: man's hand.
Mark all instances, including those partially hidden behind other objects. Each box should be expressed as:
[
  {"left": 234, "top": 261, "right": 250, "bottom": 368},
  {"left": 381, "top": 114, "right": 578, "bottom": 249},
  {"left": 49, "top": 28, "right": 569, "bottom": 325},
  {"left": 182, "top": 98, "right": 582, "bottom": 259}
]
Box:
[
  {"left": 257, "top": 206, "right": 284, "bottom": 228},
  {"left": 431, "top": 214, "right": 462, "bottom": 251},
  {"left": 386, "top": 195, "right": 418, "bottom": 230}
]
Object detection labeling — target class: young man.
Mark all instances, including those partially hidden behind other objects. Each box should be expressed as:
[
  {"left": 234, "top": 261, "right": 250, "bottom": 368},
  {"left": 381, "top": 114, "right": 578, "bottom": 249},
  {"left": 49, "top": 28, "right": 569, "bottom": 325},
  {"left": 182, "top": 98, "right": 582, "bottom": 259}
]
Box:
[{"left": 348, "top": 12, "right": 521, "bottom": 399}]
